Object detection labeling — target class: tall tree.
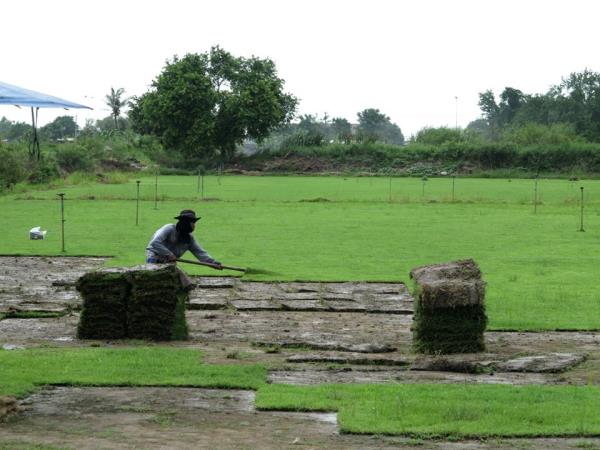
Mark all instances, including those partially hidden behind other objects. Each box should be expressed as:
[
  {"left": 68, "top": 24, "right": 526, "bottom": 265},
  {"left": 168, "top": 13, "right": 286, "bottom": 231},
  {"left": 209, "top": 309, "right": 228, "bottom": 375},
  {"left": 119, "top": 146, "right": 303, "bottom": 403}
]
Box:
[
  {"left": 0, "top": 117, "right": 30, "bottom": 141},
  {"left": 105, "top": 87, "right": 128, "bottom": 130},
  {"left": 130, "top": 47, "right": 297, "bottom": 160},
  {"left": 498, "top": 87, "right": 525, "bottom": 125},
  {"left": 40, "top": 116, "right": 78, "bottom": 140},
  {"left": 550, "top": 69, "right": 600, "bottom": 140},
  {"left": 331, "top": 117, "right": 352, "bottom": 143},
  {"left": 356, "top": 108, "right": 404, "bottom": 144},
  {"left": 478, "top": 87, "right": 524, "bottom": 138}
]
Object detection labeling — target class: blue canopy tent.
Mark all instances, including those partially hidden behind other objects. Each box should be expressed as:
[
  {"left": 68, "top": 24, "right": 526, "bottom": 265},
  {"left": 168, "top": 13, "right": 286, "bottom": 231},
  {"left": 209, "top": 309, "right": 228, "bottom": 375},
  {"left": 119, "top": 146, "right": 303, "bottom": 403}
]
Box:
[{"left": 0, "top": 81, "right": 92, "bottom": 160}]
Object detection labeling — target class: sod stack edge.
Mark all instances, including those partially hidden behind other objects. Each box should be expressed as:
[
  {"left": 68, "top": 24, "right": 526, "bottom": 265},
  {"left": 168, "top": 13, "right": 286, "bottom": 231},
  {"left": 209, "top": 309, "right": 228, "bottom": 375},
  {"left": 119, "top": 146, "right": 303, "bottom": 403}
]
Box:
[
  {"left": 410, "top": 258, "right": 487, "bottom": 354},
  {"left": 76, "top": 264, "right": 189, "bottom": 340}
]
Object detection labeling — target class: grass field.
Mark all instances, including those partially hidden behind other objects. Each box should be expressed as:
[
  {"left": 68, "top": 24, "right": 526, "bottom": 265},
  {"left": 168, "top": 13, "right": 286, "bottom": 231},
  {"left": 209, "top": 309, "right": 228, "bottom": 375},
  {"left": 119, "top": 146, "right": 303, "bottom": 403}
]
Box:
[{"left": 1, "top": 175, "right": 600, "bottom": 330}]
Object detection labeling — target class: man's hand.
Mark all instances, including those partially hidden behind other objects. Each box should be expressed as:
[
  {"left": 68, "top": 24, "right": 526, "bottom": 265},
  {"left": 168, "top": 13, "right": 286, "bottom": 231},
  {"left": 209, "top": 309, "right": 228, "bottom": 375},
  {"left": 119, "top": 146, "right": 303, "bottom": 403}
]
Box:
[
  {"left": 166, "top": 254, "right": 177, "bottom": 262},
  {"left": 207, "top": 259, "right": 223, "bottom": 270}
]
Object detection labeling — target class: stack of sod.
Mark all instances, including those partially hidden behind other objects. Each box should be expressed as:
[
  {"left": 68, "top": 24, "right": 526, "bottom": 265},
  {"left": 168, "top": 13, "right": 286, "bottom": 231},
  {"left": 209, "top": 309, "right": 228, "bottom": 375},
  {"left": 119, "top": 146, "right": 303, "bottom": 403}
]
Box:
[
  {"left": 76, "top": 269, "right": 130, "bottom": 339},
  {"left": 76, "top": 264, "right": 189, "bottom": 341},
  {"left": 128, "top": 265, "right": 189, "bottom": 340},
  {"left": 410, "top": 259, "right": 487, "bottom": 354}
]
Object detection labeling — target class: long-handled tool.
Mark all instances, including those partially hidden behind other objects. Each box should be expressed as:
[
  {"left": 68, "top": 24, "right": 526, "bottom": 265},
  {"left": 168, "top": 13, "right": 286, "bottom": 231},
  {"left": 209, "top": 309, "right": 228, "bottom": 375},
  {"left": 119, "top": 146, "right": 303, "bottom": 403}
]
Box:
[
  {"left": 177, "top": 258, "right": 246, "bottom": 272},
  {"left": 176, "top": 258, "right": 280, "bottom": 276}
]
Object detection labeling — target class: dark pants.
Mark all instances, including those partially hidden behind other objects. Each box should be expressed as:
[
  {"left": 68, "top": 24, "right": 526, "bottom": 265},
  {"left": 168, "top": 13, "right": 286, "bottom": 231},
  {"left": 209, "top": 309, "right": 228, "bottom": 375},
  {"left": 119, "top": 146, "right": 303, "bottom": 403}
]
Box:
[{"left": 146, "top": 256, "right": 166, "bottom": 264}]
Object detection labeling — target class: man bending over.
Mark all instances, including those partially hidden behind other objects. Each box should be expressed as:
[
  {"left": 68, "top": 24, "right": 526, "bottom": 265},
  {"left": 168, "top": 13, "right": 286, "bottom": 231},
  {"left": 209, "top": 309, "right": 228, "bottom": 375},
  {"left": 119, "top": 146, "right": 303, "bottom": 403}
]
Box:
[{"left": 146, "top": 209, "right": 222, "bottom": 270}]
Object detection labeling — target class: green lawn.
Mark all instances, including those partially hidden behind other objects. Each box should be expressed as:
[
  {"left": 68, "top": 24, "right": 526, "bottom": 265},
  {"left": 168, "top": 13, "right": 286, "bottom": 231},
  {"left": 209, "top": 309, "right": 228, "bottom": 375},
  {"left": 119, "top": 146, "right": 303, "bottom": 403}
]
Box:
[
  {"left": 10, "top": 174, "right": 598, "bottom": 205},
  {"left": 256, "top": 383, "right": 600, "bottom": 437},
  {"left": 0, "top": 347, "right": 266, "bottom": 398},
  {"left": 1, "top": 175, "right": 600, "bottom": 330},
  {"left": 10, "top": 176, "right": 600, "bottom": 204}
]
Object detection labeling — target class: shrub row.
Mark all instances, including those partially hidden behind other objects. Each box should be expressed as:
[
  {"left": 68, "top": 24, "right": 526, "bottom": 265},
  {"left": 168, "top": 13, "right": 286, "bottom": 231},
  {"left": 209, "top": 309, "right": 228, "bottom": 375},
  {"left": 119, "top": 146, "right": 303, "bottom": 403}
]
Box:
[
  {"left": 0, "top": 134, "right": 155, "bottom": 191},
  {"left": 262, "top": 141, "right": 600, "bottom": 173}
]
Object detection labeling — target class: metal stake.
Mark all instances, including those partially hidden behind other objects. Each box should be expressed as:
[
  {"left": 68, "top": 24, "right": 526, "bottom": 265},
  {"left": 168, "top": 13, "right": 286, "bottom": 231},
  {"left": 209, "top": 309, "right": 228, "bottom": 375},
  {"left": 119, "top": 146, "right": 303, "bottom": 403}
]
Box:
[
  {"left": 388, "top": 176, "right": 392, "bottom": 202},
  {"left": 154, "top": 168, "right": 158, "bottom": 210},
  {"left": 57, "top": 193, "right": 65, "bottom": 252},
  {"left": 136, "top": 180, "right": 141, "bottom": 226},
  {"left": 579, "top": 186, "right": 585, "bottom": 232},
  {"left": 452, "top": 176, "right": 455, "bottom": 202},
  {"left": 534, "top": 177, "right": 539, "bottom": 215}
]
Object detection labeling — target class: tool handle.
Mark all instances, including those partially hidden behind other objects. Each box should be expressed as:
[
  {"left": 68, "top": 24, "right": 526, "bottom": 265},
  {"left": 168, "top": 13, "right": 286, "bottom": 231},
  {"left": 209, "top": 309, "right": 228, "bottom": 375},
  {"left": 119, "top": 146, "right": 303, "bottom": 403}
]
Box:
[{"left": 176, "top": 258, "right": 246, "bottom": 272}]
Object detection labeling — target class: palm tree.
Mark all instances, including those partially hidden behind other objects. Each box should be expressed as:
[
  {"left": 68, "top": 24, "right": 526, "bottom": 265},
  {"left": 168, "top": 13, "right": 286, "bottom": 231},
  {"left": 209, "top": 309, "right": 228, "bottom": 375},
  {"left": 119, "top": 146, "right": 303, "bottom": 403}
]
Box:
[{"left": 105, "top": 87, "right": 127, "bottom": 130}]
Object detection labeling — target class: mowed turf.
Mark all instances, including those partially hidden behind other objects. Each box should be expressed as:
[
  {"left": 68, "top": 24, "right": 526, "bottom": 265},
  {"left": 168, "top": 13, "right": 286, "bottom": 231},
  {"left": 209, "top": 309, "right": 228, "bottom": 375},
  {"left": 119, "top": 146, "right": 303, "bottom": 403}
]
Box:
[
  {"left": 256, "top": 383, "right": 600, "bottom": 437},
  {"left": 0, "top": 347, "right": 266, "bottom": 398},
  {"left": 1, "top": 175, "right": 600, "bottom": 330},
  {"left": 3, "top": 348, "right": 600, "bottom": 438}
]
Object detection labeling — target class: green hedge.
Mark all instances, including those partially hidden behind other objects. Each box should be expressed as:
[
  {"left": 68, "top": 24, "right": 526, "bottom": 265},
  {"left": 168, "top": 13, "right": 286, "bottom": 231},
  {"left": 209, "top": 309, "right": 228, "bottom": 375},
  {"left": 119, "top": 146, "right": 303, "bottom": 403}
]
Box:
[{"left": 259, "top": 141, "right": 600, "bottom": 172}]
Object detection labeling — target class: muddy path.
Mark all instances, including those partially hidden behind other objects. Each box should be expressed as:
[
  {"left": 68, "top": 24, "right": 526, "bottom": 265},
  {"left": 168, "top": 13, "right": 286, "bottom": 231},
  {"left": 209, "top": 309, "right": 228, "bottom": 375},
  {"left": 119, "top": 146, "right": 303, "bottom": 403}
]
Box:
[{"left": 2, "top": 257, "right": 600, "bottom": 449}]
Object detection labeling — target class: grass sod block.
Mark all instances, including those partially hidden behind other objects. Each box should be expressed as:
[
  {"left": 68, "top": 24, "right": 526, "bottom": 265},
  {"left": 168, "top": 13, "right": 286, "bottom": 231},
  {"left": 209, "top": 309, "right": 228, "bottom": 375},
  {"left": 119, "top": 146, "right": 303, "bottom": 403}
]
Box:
[
  {"left": 410, "top": 259, "right": 487, "bottom": 354},
  {"left": 76, "top": 271, "right": 130, "bottom": 339},
  {"left": 76, "top": 264, "right": 189, "bottom": 341}
]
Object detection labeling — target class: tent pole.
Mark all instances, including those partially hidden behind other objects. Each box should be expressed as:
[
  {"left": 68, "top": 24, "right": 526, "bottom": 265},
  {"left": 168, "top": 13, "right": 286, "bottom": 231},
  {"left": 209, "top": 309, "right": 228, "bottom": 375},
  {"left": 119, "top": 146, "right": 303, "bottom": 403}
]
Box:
[
  {"left": 29, "top": 107, "right": 34, "bottom": 159},
  {"left": 34, "top": 107, "right": 40, "bottom": 160},
  {"left": 29, "top": 107, "right": 41, "bottom": 161}
]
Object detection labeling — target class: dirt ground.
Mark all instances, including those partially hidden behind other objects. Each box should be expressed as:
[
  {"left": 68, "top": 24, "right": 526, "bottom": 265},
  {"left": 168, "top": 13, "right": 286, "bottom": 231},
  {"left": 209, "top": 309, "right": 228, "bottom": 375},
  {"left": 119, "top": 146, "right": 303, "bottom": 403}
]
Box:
[{"left": 1, "top": 256, "right": 600, "bottom": 449}]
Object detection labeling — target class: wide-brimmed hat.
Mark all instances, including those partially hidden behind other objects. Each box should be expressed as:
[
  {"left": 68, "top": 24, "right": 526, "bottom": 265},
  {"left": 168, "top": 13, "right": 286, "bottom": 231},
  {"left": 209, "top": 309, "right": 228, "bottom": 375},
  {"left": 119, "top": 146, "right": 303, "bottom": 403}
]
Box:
[{"left": 174, "top": 209, "right": 200, "bottom": 222}]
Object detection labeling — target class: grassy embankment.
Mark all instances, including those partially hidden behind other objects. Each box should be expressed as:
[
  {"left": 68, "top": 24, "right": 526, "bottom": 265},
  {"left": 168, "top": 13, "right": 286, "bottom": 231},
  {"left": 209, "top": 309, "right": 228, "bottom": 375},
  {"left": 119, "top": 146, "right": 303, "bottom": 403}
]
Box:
[{"left": 1, "top": 175, "right": 598, "bottom": 330}]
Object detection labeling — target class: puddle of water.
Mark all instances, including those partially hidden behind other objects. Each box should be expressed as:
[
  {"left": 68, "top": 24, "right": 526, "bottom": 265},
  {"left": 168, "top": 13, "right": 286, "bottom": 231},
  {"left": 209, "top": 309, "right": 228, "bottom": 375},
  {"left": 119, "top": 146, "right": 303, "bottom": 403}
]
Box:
[{"left": 1, "top": 344, "right": 25, "bottom": 350}]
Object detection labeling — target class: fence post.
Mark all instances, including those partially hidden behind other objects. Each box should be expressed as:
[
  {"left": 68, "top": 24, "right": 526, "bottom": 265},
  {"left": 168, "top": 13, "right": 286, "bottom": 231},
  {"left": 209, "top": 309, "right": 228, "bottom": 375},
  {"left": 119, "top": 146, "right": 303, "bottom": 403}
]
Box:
[
  {"left": 136, "top": 180, "right": 141, "bottom": 226},
  {"left": 57, "top": 193, "right": 65, "bottom": 252},
  {"left": 579, "top": 186, "right": 585, "bottom": 232},
  {"left": 154, "top": 167, "right": 159, "bottom": 210},
  {"left": 534, "top": 176, "right": 539, "bottom": 215}
]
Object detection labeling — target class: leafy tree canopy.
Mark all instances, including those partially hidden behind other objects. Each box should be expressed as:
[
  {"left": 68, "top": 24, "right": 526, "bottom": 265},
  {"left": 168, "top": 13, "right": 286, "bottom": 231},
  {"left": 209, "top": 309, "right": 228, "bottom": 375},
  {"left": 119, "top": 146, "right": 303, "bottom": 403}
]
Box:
[
  {"left": 414, "top": 126, "right": 462, "bottom": 145},
  {"left": 0, "top": 117, "right": 31, "bottom": 141},
  {"left": 478, "top": 69, "right": 600, "bottom": 142},
  {"left": 39, "top": 116, "right": 78, "bottom": 141},
  {"left": 357, "top": 108, "right": 404, "bottom": 145},
  {"left": 331, "top": 117, "right": 352, "bottom": 143},
  {"left": 130, "top": 47, "right": 297, "bottom": 160}
]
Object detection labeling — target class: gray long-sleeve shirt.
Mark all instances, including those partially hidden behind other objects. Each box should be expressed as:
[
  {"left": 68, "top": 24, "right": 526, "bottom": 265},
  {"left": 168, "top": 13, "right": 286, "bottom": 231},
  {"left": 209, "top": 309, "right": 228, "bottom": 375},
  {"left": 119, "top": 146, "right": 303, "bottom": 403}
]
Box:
[{"left": 145, "top": 224, "right": 214, "bottom": 262}]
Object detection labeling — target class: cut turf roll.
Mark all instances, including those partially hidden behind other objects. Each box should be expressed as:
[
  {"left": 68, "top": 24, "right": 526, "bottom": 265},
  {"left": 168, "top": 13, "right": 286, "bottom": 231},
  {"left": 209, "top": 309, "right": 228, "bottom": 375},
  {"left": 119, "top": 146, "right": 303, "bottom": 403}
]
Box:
[
  {"left": 410, "top": 259, "right": 487, "bottom": 354},
  {"left": 76, "top": 264, "right": 189, "bottom": 341},
  {"left": 128, "top": 265, "right": 189, "bottom": 341},
  {"left": 76, "top": 270, "right": 130, "bottom": 339}
]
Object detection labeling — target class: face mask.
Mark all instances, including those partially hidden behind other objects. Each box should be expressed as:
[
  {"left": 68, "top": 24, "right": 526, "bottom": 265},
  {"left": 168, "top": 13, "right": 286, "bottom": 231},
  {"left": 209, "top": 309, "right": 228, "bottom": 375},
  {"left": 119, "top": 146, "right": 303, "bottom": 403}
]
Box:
[{"left": 176, "top": 220, "right": 194, "bottom": 241}]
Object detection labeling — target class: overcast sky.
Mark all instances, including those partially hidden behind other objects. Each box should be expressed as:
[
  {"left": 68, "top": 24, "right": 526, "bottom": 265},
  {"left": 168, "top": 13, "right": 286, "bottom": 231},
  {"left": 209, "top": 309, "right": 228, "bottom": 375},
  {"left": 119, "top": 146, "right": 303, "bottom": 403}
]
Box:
[{"left": 2, "top": 0, "right": 598, "bottom": 137}]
